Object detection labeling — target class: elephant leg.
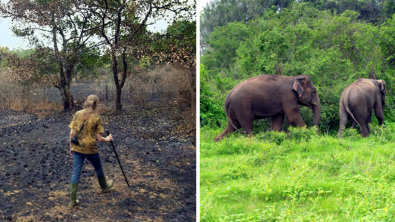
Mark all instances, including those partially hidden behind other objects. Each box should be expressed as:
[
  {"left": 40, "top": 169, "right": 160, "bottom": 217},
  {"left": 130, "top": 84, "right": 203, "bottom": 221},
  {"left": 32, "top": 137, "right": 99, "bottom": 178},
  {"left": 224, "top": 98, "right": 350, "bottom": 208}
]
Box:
[
  {"left": 367, "top": 113, "right": 372, "bottom": 125},
  {"left": 353, "top": 108, "right": 371, "bottom": 137},
  {"left": 284, "top": 107, "right": 305, "bottom": 127},
  {"left": 214, "top": 118, "right": 241, "bottom": 142},
  {"left": 338, "top": 106, "right": 348, "bottom": 137},
  {"left": 238, "top": 116, "right": 254, "bottom": 137},
  {"left": 374, "top": 108, "right": 384, "bottom": 126},
  {"left": 358, "top": 119, "right": 370, "bottom": 137},
  {"left": 374, "top": 94, "right": 384, "bottom": 126},
  {"left": 272, "top": 113, "right": 284, "bottom": 132}
]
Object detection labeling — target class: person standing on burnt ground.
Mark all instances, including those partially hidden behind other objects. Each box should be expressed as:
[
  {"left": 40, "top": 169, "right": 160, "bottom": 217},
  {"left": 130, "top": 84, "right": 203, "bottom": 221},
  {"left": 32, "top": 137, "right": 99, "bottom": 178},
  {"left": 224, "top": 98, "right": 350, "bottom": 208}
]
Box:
[{"left": 68, "top": 95, "right": 114, "bottom": 208}]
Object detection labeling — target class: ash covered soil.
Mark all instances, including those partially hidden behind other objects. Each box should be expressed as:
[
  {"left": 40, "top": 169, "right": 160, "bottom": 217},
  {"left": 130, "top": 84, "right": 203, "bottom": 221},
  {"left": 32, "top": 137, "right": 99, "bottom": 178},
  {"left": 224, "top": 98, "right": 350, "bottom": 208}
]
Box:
[{"left": 0, "top": 107, "right": 196, "bottom": 221}]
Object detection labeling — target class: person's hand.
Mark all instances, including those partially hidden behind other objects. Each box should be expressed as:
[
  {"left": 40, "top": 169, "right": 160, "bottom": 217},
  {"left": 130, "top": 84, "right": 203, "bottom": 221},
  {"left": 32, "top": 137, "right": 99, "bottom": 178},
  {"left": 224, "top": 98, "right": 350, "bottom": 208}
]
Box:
[{"left": 107, "top": 134, "right": 113, "bottom": 142}]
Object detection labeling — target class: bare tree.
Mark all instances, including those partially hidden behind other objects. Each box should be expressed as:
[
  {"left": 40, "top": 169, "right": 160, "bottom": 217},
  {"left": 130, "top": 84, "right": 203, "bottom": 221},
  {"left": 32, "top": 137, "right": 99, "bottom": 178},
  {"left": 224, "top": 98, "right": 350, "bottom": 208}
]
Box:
[
  {"left": 89, "top": 0, "right": 195, "bottom": 113},
  {"left": 0, "top": 0, "right": 103, "bottom": 111}
]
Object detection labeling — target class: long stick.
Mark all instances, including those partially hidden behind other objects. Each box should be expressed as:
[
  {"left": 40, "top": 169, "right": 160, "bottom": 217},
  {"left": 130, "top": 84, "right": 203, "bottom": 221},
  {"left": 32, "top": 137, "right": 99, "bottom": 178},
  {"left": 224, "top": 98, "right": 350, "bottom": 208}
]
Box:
[{"left": 107, "top": 130, "right": 130, "bottom": 188}]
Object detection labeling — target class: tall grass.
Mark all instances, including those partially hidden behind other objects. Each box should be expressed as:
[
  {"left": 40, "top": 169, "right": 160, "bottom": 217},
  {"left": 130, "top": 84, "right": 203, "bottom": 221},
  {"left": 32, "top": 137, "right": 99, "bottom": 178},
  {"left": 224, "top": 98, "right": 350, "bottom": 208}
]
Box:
[
  {"left": 0, "top": 68, "right": 63, "bottom": 113},
  {"left": 201, "top": 124, "right": 395, "bottom": 221},
  {"left": 125, "top": 65, "right": 195, "bottom": 109}
]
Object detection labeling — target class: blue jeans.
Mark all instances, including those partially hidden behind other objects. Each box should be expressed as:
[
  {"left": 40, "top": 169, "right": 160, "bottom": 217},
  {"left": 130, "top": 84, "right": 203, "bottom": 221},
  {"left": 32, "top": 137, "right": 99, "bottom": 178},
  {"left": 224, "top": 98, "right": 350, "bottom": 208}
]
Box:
[{"left": 70, "top": 151, "right": 105, "bottom": 183}]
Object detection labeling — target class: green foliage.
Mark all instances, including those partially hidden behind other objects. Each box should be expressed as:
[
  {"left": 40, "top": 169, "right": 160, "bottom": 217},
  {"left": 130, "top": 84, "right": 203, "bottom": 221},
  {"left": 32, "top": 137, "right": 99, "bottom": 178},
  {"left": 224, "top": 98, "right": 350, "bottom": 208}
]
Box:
[
  {"left": 258, "top": 127, "right": 318, "bottom": 145},
  {"left": 139, "top": 57, "right": 152, "bottom": 69},
  {"left": 201, "top": 0, "right": 395, "bottom": 51},
  {"left": 75, "top": 47, "right": 107, "bottom": 79},
  {"left": 201, "top": 4, "right": 395, "bottom": 221},
  {"left": 200, "top": 0, "right": 293, "bottom": 53},
  {"left": 341, "top": 127, "right": 362, "bottom": 141},
  {"left": 200, "top": 2, "right": 395, "bottom": 134},
  {"left": 152, "top": 20, "right": 196, "bottom": 53},
  {"left": 0, "top": 47, "right": 12, "bottom": 67},
  {"left": 258, "top": 130, "right": 287, "bottom": 145},
  {"left": 287, "top": 126, "right": 318, "bottom": 141},
  {"left": 369, "top": 123, "right": 395, "bottom": 144},
  {"left": 200, "top": 64, "right": 226, "bottom": 127},
  {"left": 10, "top": 48, "right": 35, "bottom": 58},
  {"left": 201, "top": 22, "right": 251, "bottom": 76},
  {"left": 166, "top": 20, "right": 196, "bottom": 49}
]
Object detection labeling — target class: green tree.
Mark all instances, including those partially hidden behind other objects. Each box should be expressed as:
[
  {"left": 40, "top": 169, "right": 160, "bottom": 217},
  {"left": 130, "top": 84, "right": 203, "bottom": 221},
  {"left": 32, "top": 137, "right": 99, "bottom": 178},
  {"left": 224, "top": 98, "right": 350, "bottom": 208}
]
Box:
[
  {"left": 200, "top": 64, "right": 225, "bottom": 127},
  {"left": 151, "top": 20, "right": 196, "bottom": 68},
  {"left": 200, "top": 0, "right": 293, "bottom": 53},
  {"left": 201, "top": 22, "right": 251, "bottom": 78}
]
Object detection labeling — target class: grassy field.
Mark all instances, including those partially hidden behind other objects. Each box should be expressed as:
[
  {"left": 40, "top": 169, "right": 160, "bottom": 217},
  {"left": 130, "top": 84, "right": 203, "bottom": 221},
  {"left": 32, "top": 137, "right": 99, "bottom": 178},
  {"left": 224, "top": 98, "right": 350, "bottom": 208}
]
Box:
[{"left": 200, "top": 124, "right": 395, "bottom": 221}]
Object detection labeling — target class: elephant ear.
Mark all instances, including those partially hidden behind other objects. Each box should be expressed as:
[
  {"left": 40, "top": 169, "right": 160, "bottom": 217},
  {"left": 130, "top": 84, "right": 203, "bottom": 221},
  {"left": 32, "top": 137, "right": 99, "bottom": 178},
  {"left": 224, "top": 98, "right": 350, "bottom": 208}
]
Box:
[
  {"left": 377, "top": 80, "right": 386, "bottom": 94},
  {"left": 292, "top": 77, "right": 306, "bottom": 98}
]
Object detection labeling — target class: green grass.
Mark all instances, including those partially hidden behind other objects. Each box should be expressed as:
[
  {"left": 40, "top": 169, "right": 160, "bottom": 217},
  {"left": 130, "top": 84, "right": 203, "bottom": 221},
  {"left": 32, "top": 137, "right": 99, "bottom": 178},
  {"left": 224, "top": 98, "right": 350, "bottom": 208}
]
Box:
[{"left": 200, "top": 124, "right": 395, "bottom": 221}]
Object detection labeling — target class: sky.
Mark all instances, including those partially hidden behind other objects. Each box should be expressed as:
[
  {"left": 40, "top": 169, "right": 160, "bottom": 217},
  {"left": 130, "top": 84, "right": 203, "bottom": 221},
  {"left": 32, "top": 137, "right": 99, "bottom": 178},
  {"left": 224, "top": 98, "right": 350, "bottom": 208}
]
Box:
[
  {"left": 0, "top": 0, "right": 194, "bottom": 50},
  {"left": 197, "top": 0, "right": 213, "bottom": 12},
  {"left": 0, "top": 16, "right": 169, "bottom": 50}
]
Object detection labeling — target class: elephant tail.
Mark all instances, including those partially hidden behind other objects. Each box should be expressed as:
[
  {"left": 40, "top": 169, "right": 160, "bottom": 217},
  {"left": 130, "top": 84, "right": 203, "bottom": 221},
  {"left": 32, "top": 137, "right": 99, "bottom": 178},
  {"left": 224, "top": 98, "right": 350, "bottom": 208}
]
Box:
[
  {"left": 343, "top": 97, "right": 361, "bottom": 127},
  {"left": 224, "top": 95, "right": 243, "bottom": 132}
]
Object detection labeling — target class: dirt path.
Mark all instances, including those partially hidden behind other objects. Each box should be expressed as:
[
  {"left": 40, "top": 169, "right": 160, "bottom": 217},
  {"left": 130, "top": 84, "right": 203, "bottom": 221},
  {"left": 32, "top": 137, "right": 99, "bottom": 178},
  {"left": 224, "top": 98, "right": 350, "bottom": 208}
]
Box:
[{"left": 0, "top": 107, "right": 196, "bottom": 221}]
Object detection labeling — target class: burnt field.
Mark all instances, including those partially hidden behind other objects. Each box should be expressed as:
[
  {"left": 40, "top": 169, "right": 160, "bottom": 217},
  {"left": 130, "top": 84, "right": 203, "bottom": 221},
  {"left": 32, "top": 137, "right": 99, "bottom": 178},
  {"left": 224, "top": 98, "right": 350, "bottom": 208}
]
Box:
[{"left": 0, "top": 105, "right": 196, "bottom": 221}]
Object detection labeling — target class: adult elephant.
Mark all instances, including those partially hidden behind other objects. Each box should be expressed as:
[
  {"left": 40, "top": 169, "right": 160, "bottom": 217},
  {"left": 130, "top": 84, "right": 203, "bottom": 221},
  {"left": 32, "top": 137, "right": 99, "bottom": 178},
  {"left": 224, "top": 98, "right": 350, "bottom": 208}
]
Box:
[
  {"left": 214, "top": 74, "right": 321, "bottom": 141},
  {"left": 338, "top": 78, "right": 386, "bottom": 137}
]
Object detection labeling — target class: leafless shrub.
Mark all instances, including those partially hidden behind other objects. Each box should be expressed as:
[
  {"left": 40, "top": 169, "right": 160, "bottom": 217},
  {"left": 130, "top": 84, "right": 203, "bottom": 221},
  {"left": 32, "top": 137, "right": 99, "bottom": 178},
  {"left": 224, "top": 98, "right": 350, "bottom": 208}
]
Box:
[
  {"left": 93, "top": 78, "right": 114, "bottom": 102},
  {"left": 159, "top": 64, "right": 195, "bottom": 109},
  {"left": 124, "top": 64, "right": 195, "bottom": 134},
  {"left": 0, "top": 68, "right": 25, "bottom": 110},
  {"left": 129, "top": 77, "right": 152, "bottom": 108},
  {"left": 0, "top": 68, "right": 62, "bottom": 113},
  {"left": 126, "top": 64, "right": 195, "bottom": 110}
]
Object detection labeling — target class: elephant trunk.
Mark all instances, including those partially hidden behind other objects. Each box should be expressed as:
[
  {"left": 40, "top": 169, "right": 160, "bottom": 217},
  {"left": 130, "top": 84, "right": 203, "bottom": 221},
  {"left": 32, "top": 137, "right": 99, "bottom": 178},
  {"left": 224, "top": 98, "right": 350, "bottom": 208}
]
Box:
[{"left": 312, "top": 103, "right": 321, "bottom": 127}]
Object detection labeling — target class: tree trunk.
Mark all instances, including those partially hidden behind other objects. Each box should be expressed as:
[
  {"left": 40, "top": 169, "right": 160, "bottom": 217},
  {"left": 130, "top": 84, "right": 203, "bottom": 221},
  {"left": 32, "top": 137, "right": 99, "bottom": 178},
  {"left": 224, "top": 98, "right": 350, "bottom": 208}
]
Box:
[
  {"left": 52, "top": 16, "right": 73, "bottom": 112},
  {"left": 64, "top": 67, "right": 74, "bottom": 111},
  {"left": 106, "top": 84, "right": 108, "bottom": 102},
  {"left": 112, "top": 48, "right": 128, "bottom": 114},
  {"left": 62, "top": 85, "right": 73, "bottom": 111},
  {"left": 58, "top": 63, "right": 74, "bottom": 112},
  {"left": 111, "top": 52, "right": 122, "bottom": 113},
  {"left": 115, "top": 84, "right": 122, "bottom": 113}
]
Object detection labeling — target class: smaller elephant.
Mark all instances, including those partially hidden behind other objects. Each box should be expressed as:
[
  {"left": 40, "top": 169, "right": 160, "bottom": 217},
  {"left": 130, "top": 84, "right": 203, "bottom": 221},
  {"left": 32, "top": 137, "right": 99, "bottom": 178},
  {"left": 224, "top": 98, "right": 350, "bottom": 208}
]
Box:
[{"left": 338, "top": 78, "right": 386, "bottom": 137}]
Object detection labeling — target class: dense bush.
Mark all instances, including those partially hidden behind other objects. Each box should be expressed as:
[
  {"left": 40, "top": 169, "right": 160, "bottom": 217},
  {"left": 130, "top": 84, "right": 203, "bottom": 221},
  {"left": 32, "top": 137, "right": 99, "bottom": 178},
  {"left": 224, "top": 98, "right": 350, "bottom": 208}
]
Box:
[
  {"left": 200, "top": 64, "right": 227, "bottom": 127},
  {"left": 201, "top": 2, "right": 395, "bottom": 134}
]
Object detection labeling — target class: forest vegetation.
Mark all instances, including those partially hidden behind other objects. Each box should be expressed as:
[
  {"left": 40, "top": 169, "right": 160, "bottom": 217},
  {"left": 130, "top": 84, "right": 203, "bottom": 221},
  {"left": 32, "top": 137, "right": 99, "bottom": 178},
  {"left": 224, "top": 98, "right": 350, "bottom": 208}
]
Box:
[
  {"left": 201, "top": 0, "right": 395, "bottom": 220},
  {"left": 201, "top": 0, "right": 395, "bottom": 133}
]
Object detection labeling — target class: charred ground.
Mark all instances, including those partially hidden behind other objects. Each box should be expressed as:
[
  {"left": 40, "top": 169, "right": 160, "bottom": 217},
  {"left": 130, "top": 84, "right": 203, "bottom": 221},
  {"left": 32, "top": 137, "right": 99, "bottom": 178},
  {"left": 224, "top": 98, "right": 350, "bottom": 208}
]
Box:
[{"left": 0, "top": 106, "right": 196, "bottom": 221}]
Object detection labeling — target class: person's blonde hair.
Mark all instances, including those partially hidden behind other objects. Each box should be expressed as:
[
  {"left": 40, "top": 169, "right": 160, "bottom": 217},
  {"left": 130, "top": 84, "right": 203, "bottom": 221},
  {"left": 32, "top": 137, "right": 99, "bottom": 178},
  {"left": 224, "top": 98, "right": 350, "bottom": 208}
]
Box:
[{"left": 82, "top": 95, "right": 99, "bottom": 120}]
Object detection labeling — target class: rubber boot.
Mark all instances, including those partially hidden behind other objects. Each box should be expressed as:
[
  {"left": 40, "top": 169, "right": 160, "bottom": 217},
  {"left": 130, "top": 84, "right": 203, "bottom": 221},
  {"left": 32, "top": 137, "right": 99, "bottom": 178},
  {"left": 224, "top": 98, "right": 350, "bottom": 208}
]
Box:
[
  {"left": 98, "top": 177, "right": 114, "bottom": 193},
  {"left": 68, "top": 183, "right": 79, "bottom": 208}
]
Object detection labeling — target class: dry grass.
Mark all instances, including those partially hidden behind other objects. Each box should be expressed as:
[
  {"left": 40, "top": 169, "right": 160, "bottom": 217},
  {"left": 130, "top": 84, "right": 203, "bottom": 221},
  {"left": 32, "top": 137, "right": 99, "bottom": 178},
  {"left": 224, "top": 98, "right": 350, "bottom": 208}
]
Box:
[
  {"left": 124, "top": 65, "right": 196, "bottom": 135},
  {"left": 170, "top": 108, "right": 196, "bottom": 137},
  {"left": 0, "top": 68, "right": 23, "bottom": 110},
  {"left": 93, "top": 78, "right": 114, "bottom": 102},
  {"left": 0, "top": 68, "right": 63, "bottom": 115},
  {"left": 127, "top": 64, "right": 195, "bottom": 110},
  {"left": 1, "top": 64, "right": 196, "bottom": 132}
]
